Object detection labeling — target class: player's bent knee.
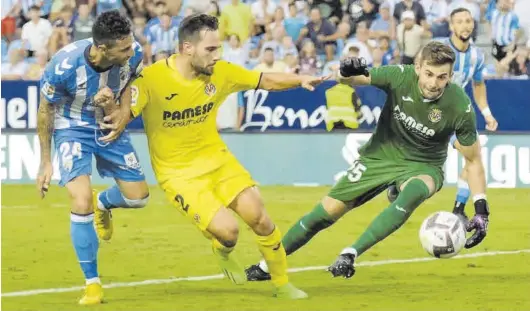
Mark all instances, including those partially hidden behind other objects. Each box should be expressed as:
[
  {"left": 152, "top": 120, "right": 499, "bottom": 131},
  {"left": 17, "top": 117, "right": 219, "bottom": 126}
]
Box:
[
  {"left": 216, "top": 226, "right": 239, "bottom": 248},
  {"left": 71, "top": 194, "right": 94, "bottom": 214},
  {"left": 123, "top": 195, "right": 149, "bottom": 208},
  {"left": 321, "top": 196, "right": 348, "bottom": 219},
  {"left": 401, "top": 175, "right": 436, "bottom": 196}
]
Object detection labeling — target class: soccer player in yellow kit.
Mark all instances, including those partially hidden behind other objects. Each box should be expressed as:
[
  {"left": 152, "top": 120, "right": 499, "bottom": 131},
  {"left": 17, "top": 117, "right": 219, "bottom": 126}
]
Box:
[{"left": 108, "top": 14, "right": 326, "bottom": 298}]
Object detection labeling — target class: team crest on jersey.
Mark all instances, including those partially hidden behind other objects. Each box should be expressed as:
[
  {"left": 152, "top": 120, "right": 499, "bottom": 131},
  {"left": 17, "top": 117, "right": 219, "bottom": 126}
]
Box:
[
  {"left": 120, "top": 63, "right": 131, "bottom": 82},
  {"left": 41, "top": 82, "right": 55, "bottom": 97},
  {"left": 194, "top": 213, "right": 201, "bottom": 224},
  {"left": 428, "top": 108, "right": 442, "bottom": 123},
  {"left": 204, "top": 83, "right": 216, "bottom": 96}
]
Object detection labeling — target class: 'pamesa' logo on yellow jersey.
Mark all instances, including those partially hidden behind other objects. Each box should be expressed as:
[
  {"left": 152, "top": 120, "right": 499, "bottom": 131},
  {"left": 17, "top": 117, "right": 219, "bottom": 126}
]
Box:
[
  {"left": 393, "top": 106, "right": 436, "bottom": 137},
  {"left": 162, "top": 102, "right": 214, "bottom": 128}
]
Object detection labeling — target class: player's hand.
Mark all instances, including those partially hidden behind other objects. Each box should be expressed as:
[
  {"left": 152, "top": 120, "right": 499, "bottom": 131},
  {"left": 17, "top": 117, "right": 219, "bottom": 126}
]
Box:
[
  {"left": 465, "top": 213, "right": 488, "bottom": 249},
  {"left": 37, "top": 161, "right": 53, "bottom": 199},
  {"left": 485, "top": 115, "right": 498, "bottom": 131},
  {"left": 339, "top": 57, "right": 369, "bottom": 78},
  {"left": 300, "top": 74, "right": 330, "bottom": 91},
  {"left": 94, "top": 87, "right": 114, "bottom": 109},
  {"left": 99, "top": 108, "right": 129, "bottom": 143}
]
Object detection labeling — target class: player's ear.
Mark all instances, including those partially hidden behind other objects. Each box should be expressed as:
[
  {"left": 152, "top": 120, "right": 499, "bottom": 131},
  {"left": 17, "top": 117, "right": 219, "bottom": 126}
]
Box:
[
  {"left": 181, "top": 41, "right": 194, "bottom": 56},
  {"left": 414, "top": 60, "right": 421, "bottom": 76}
]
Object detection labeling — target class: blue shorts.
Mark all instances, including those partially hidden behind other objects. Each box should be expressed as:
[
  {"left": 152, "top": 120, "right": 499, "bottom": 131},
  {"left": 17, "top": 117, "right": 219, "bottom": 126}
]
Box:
[{"left": 54, "top": 128, "right": 145, "bottom": 186}]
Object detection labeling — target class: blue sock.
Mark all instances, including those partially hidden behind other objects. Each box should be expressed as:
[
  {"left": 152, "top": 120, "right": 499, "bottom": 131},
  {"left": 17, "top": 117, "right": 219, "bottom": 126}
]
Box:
[
  {"left": 454, "top": 179, "right": 470, "bottom": 213},
  {"left": 98, "top": 184, "right": 148, "bottom": 210},
  {"left": 70, "top": 213, "right": 99, "bottom": 282}
]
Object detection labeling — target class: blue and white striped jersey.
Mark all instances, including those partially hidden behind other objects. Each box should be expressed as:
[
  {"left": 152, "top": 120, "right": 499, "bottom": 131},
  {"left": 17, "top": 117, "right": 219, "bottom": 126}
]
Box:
[
  {"left": 40, "top": 38, "right": 143, "bottom": 130},
  {"left": 146, "top": 24, "right": 179, "bottom": 54},
  {"left": 489, "top": 9, "right": 520, "bottom": 46},
  {"left": 440, "top": 37, "right": 485, "bottom": 88}
]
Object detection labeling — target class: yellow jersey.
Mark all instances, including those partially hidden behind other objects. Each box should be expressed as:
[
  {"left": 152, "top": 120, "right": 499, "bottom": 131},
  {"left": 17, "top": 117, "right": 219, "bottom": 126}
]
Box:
[{"left": 130, "top": 55, "right": 261, "bottom": 183}]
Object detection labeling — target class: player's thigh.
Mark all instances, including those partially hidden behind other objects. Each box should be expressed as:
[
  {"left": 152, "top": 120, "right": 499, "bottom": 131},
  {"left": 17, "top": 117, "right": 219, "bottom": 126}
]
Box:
[
  {"left": 162, "top": 177, "right": 224, "bottom": 234},
  {"left": 395, "top": 164, "right": 443, "bottom": 197},
  {"left": 328, "top": 158, "right": 400, "bottom": 210},
  {"left": 94, "top": 131, "right": 146, "bottom": 190},
  {"left": 64, "top": 175, "right": 94, "bottom": 214}
]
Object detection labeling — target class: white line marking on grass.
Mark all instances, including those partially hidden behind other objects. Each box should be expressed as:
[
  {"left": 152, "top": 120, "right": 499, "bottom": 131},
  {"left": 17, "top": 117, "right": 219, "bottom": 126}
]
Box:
[{"left": 3, "top": 249, "right": 529, "bottom": 297}]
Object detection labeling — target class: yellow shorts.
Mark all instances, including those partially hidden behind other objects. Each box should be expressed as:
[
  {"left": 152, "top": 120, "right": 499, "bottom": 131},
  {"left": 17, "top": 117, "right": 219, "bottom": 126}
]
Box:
[{"left": 162, "top": 155, "right": 256, "bottom": 232}]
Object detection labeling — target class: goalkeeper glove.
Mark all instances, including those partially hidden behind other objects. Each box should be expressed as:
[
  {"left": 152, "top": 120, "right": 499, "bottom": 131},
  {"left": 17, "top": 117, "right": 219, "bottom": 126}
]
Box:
[
  {"left": 465, "top": 198, "right": 490, "bottom": 249},
  {"left": 339, "top": 57, "right": 370, "bottom": 78}
]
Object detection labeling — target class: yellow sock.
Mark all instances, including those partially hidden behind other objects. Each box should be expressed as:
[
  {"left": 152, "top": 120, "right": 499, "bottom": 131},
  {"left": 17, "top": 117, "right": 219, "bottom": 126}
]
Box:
[
  {"left": 255, "top": 226, "right": 288, "bottom": 287},
  {"left": 212, "top": 238, "right": 234, "bottom": 258}
]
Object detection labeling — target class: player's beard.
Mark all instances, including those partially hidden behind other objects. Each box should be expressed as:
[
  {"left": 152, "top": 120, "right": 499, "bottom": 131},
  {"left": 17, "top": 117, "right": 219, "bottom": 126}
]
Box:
[
  {"left": 191, "top": 57, "right": 214, "bottom": 76},
  {"left": 457, "top": 30, "right": 472, "bottom": 42}
]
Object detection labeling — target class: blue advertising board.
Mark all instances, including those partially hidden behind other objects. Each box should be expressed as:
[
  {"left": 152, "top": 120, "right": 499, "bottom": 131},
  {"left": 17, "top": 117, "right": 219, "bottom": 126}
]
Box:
[{"left": 2, "top": 79, "right": 530, "bottom": 131}]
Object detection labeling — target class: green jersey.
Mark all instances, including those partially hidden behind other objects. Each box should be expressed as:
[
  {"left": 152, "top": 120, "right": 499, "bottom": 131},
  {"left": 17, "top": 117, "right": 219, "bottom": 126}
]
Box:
[{"left": 359, "top": 65, "right": 477, "bottom": 168}]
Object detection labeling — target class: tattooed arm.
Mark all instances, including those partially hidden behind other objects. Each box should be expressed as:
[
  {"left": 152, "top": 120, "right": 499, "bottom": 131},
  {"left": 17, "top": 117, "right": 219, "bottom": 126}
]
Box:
[{"left": 36, "top": 95, "right": 55, "bottom": 198}]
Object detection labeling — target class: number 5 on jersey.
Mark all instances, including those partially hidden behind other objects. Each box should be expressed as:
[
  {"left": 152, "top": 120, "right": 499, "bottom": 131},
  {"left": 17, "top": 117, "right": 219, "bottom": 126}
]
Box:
[{"left": 347, "top": 161, "right": 367, "bottom": 182}]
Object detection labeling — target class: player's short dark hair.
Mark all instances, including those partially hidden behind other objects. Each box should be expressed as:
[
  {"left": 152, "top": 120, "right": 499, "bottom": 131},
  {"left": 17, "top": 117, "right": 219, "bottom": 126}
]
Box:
[
  {"left": 155, "top": 1, "right": 166, "bottom": 7},
  {"left": 450, "top": 7, "right": 472, "bottom": 19},
  {"left": 264, "top": 47, "right": 274, "bottom": 53},
  {"left": 420, "top": 41, "right": 456, "bottom": 67},
  {"left": 92, "top": 10, "right": 132, "bottom": 47},
  {"left": 29, "top": 5, "right": 40, "bottom": 12},
  {"left": 178, "top": 13, "right": 218, "bottom": 47}
]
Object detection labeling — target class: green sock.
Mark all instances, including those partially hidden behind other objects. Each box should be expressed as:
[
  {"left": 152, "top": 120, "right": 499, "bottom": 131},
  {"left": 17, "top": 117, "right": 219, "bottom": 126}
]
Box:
[
  {"left": 282, "top": 203, "right": 335, "bottom": 255},
  {"left": 346, "top": 179, "right": 431, "bottom": 257}
]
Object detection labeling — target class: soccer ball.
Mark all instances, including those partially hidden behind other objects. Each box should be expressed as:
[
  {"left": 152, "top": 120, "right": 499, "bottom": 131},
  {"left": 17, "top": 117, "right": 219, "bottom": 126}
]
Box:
[{"left": 419, "top": 211, "right": 466, "bottom": 258}]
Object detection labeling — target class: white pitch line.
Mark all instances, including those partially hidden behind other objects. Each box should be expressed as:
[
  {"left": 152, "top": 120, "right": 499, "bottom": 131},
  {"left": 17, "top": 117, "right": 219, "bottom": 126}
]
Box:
[{"left": 2, "top": 249, "right": 529, "bottom": 298}]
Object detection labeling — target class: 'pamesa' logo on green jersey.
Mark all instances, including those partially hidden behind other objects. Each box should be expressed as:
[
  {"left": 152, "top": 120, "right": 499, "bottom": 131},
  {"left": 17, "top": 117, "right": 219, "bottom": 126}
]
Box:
[{"left": 393, "top": 106, "right": 436, "bottom": 137}]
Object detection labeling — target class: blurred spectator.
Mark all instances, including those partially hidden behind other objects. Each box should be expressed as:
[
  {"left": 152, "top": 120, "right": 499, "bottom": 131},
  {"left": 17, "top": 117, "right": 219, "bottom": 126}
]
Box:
[
  {"left": 283, "top": 52, "right": 300, "bottom": 73},
  {"left": 124, "top": 0, "right": 151, "bottom": 19},
  {"left": 2, "top": 48, "right": 28, "bottom": 80},
  {"left": 507, "top": 47, "right": 529, "bottom": 77},
  {"left": 2, "top": 0, "right": 21, "bottom": 39},
  {"left": 72, "top": 3, "right": 94, "bottom": 41},
  {"left": 146, "top": 12, "right": 178, "bottom": 63},
  {"left": 251, "top": 0, "right": 276, "bottom": 27},
  {"left": 254, "top": 47, "right": 287, "bottom": 72},
  {"left": 261, "top": 27, "right": 284, "bottom": 59},
  {"left": 283, "top": 2, "right": 306, "bottom": 41},
  {"left": 49, "top": 0, "right": 76, "bottom": 21},
  {"left": 342, "top": 21, "right": 373, "bottom": 65},
  {"left": 20, "top": 0, "right": 53, "bottom": 21},
  {"left": 489, "top": 0, "right": 521, "bottom": 64},
  {"left": 97, "top": 0, "right": 123, "bottom": 15},
  {"left": 49, "top": 5, "right": 74, "bottom": 55},
  {"left": 421, "top": 0, "right": 450, "bottom": 38},
  {"left": 393, "top": 0, "right": 427, "bottom": 26},
  {"left": 207, "top": 0, "right": 222, "bottom": 17},
  {"left": 21, "top": 5, "right": 52, "bottom": 57},
  {"left": 299, "top": 8, "right": 336, "bottom": 61},
  {"left": 347, "top": 0, "right": 379, "bottom": 35},
  {"left": 223, "top": 34, "right": 249, "bottom": 67},
  {"left": 313, "top": 0, "right": 343, "bottom": 24},
  {"left": 298, "top": 40, "right": 319, "bottom": 75},
  {"left": 371, "top": 47, "right": 385, "bottom": 67},
  {"left": 132, "top": 13, "right": 148, "bottom": 45},
  {"left": 269, "top": 7, "right": 285, "bottom": 32},
  {"left": 220, "top": 0, "right": 253, "bottom": 41},
  {"left": 145, "top": 1, "right": 181, "bottom": 35},
  {"left": 378, "top": 35, "right": 396, "bottom": 64},
  {"left": 514, "top": 0, "right": 530, "bottom": 43},
  {"left": 278, "top": 35, "right": 298, "bottom": 59},
  {"left": 397, "top": 10, "right": 431, "bottom": 64},
  {"left": 246, "top": 46, "right": 261, "bottom": 69},
  {"left": 369, "top": 1, "right": 392, "bottom": 39},
  {"left": 24, "top": 49, "right": 48, "bottom": 80}
]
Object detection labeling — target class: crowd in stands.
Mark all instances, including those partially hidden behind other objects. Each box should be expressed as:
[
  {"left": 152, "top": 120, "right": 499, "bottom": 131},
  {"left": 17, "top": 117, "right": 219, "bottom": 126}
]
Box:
[{"left": 2, "top": 0, "right": 530, "bottom": 81}]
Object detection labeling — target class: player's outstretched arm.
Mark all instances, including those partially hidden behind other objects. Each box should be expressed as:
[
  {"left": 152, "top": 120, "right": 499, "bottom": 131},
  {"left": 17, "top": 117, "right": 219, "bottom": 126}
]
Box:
[
  {"left": 36, "top": 95, "right": 55, "bottom": 198},
  {"left": 457, "top": 140, "right": 490, "bottom": 249},
  {"left": 472, "top": 81, "right": 498, "bottom": 131},
  {"left": 336, "top": 57, "right": 371, "bottom": 86},
  {"left": 258, "top": 72, "right": 328, "bottom": 92}
]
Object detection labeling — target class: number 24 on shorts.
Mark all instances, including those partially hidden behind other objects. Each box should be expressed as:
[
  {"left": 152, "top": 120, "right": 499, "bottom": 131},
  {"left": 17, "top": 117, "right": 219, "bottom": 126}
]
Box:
[{"left": 347, "top": 161, "right": 367, "bottom": 182}]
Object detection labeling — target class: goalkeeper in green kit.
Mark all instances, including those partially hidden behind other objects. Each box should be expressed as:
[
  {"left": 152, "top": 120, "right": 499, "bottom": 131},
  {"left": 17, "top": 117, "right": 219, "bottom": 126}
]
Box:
[{"left": 246, "top": 41, "right": 491, "bottom": 280}]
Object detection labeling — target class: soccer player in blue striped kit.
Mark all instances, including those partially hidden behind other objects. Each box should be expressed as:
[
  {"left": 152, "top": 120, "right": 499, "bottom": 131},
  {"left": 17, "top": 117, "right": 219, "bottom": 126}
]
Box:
[
  {"left": 387, "top": 7, "right": 498, "bottom": 225},
  {"left": 36, "top": 11, "right": 149, "bottom": 305}
]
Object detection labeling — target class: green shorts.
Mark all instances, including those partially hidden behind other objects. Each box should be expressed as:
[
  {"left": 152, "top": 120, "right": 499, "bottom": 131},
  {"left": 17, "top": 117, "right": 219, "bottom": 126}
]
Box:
[{"left": 328, "top": 157, "right": 444, "bottom": 209}]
